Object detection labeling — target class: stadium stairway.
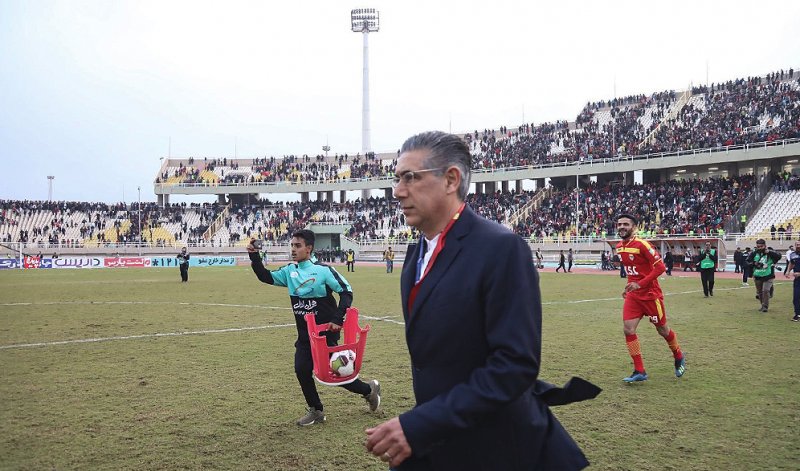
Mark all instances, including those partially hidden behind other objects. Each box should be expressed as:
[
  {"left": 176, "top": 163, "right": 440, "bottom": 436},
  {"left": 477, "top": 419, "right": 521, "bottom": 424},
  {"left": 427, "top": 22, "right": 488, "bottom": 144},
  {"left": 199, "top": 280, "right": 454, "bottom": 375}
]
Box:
[
  {"left": 641, "top": 89, "right": 690, "bottom": 148},
  {"left": 507, "top": 187, "right": 550, "bottom": 228},
  {"left": 202, "top": 205, "right": 230, "bottom": 243}
]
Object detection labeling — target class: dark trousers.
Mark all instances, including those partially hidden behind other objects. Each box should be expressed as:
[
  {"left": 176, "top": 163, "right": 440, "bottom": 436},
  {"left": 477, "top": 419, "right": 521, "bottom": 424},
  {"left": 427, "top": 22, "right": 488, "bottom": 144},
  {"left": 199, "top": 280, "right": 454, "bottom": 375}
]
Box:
[
  {"left": 346, "top": 261, "right": 354, "bottom": 272},
  {"left": 700, "top": 268, "right": 715, "bottom": 295},
  {"left": 755, "top": 279, "right": 774, "bottom": 310},
  {"left": 742, "top": 266, "right": 750, "bottom": 283},
  {"left": 793, "top": 279, "right": 800, "bottom": 316},
  {"left": 295, "top": 333, "right": 370, "bottom": 411},
  {"left": 734, "top": 261, "right": 741, "bottom": 273},
  {"left": 665, "top": 263, "right": 673, "bottom": 275},
  {"left": 567, "top": 261, "right": 573, "bottom": 272},
  {"left": 179, "top": 264, "right": 188, "bottom": 282},
  {"left": 556, "top": 262, "right": 565, "bottom": 273}
]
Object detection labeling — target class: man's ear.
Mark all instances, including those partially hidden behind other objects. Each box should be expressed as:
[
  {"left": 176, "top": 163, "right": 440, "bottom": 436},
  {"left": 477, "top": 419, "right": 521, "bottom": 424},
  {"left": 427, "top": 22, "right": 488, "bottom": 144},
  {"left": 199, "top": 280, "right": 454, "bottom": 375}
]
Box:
[{"left": 444, "top": 166, "right": 461, "bottom": 195}]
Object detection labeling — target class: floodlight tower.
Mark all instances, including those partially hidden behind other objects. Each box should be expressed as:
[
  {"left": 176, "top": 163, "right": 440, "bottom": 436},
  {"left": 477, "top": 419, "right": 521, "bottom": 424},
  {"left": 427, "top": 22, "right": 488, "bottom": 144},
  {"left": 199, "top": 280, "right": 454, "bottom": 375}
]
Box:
[
  {"left": 351, "top": 8, "right": 379, "bottom": 154},
  {"left": 47, "top": 176, "right": 54, "bottom": 201},
  {"left": 137, "top": 186, "right": 142, "bottom": 256}
]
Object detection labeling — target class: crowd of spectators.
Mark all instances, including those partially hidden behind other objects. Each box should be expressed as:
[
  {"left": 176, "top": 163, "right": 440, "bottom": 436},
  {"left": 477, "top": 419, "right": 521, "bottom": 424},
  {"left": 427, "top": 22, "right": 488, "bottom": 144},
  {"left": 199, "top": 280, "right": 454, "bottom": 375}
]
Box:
[
  {"left": 156, "top": 152, "right": 397, "bottom": 187},
  {"left": 8, "top": 64, "right": 800, "bottom": 250},
  {"left": 149, "top": 69, "right": 798, "bottom": 187},
  {"left": 1, "top": 173, "right": 766, "bottom": 249},
  {"left": 773, "top": 170, "right": 800, "bottom": 191},
  {"left": 512, "top": 175, "right": 756, "bottom": 240},
  {"left": 642, "top": 72, "right": 799, "bottom": 154},
  {"left": 466, "top": 71, "right": 797, "bottom": 172},
  {"left": 0, "top": 199, "right": 227, "bottom": 248}
]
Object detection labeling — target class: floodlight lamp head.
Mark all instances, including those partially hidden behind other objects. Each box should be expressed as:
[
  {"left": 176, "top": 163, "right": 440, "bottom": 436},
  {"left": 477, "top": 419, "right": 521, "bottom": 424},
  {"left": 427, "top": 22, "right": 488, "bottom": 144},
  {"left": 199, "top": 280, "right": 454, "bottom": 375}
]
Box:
[{"left": 351, "top": 8, "right": 379, "bottom": 32}]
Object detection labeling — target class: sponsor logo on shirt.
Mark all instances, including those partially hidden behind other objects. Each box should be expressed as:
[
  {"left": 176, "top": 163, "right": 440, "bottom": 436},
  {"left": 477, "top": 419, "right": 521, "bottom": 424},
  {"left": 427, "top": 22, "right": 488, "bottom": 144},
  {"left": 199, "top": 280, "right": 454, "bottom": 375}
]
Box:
[{"left": 293, "top": 299, "right": 318, "bottom": 315}]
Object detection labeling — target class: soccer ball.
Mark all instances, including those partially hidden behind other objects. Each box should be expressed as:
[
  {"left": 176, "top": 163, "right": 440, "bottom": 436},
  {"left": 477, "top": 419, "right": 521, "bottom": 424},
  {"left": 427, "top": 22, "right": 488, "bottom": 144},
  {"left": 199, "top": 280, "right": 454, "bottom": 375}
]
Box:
[{"left": 329, "top": 350, "right": 356, "bottom": 376}]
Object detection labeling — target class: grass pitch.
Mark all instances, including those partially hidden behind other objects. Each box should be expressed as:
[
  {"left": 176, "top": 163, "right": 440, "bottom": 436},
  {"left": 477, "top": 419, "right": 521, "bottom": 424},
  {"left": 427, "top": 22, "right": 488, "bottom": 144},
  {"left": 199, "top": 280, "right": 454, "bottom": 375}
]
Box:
[{"left": 0, "top": 265, "right": 797, "bottom": 470}]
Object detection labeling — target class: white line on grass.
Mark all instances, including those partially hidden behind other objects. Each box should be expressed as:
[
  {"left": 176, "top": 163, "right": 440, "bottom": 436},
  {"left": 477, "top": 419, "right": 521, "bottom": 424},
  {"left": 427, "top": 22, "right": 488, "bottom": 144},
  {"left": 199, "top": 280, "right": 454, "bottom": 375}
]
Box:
[
  {"left": 541, "top": 281, "right": 790, "bottom": 305},
  {"left": 0, "top": 314, "right": 405, "bottom": 350},
  {"left": 362, "top": 315, "right": 405, "bottom": 326},
  {"left": 0, "top": 324, "right": 297, "bottom": 350},
  {"left": 2, "top": 282, "right": 788, "bottom": 350},
  {"left": 0, "top": 300, "right": 292, "bottom": 310}
]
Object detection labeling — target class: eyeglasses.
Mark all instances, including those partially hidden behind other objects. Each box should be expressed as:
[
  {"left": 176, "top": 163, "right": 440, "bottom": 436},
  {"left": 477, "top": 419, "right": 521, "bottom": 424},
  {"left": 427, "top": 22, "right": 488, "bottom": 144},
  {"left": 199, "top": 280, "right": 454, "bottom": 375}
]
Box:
[{"left": 391, "top": 168, "right": 443, "bottom": 188}]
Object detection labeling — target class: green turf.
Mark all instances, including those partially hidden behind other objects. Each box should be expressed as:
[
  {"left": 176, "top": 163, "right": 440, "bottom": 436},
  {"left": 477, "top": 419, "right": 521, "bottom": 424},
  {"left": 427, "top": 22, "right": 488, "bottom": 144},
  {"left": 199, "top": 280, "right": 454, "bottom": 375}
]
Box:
[{"left": 0, "top": 266, "right": 797, "bottom": 470}]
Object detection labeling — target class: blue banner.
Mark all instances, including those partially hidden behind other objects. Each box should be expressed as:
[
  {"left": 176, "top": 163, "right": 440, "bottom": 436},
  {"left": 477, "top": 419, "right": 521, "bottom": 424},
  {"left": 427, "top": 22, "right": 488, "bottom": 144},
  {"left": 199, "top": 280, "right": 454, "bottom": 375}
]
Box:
[
  {"left": 150, "top": 256, "right": 236, "bottom": 268},
  {"left": 192, "top": 256, "right": 236, "bottom": 267},
  {"left": 0, "top": 258, "right": 20, "bottom": 269}
]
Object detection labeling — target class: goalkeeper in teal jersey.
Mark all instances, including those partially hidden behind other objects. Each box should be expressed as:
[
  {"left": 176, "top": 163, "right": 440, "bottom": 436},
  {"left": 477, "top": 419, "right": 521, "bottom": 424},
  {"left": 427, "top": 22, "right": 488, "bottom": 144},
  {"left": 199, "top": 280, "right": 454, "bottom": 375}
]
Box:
[{"left": 247, "top": 229, "right": 381, "bottom": 426}]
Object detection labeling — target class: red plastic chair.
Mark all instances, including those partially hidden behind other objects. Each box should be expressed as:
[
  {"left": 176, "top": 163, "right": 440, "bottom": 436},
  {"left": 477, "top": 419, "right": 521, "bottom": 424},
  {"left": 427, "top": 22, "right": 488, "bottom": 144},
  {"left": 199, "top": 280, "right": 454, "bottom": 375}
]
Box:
[{"left": 304, "top": 307, "right": 370, "bottom": 386}]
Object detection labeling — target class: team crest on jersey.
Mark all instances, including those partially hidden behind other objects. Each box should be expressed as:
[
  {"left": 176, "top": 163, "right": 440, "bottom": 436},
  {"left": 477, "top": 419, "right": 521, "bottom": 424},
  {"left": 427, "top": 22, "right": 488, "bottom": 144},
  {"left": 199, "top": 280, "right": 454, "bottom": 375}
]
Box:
[{"left": 629, "top": 255, "right": 635, "bottom": 261}]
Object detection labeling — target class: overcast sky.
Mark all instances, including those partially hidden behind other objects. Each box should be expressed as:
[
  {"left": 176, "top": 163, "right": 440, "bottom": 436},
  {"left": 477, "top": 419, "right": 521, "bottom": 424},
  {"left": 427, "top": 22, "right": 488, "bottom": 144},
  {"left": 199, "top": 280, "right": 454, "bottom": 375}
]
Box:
[{"left": 1, "top": 0, "right": 798, "bottom": 204}]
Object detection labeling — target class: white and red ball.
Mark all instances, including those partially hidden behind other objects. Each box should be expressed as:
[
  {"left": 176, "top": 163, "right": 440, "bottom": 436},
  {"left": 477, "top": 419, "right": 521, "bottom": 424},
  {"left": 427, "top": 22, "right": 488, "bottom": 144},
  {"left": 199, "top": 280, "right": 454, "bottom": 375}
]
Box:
[{"left": 329, "top": 349, "right": 356, "bottom": 376}]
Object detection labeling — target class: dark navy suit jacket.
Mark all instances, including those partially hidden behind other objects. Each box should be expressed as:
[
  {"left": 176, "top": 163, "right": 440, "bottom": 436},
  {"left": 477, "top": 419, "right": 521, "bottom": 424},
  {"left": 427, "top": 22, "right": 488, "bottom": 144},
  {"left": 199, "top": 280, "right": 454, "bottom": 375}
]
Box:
[{"left": 396, "top": 206, "right": 588, "bottom": 471}]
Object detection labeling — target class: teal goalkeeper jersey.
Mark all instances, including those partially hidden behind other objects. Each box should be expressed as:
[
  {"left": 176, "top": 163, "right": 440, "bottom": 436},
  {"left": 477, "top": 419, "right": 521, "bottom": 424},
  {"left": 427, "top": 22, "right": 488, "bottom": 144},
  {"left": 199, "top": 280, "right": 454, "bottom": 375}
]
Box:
[{"left": 249, "top": 253, "right": 353, "bottom": 340}]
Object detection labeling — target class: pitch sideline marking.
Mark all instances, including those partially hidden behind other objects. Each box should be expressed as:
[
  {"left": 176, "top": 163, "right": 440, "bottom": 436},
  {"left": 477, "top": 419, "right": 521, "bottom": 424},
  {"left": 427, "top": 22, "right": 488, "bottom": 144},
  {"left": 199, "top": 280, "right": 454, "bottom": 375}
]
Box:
[
  {"left": 0, "top": 324, "right": 296, "bottom": 350},
  {"left": 0, "top": 282, "right": 787, "bottom": 350},
  {"left": 0, "top": 300, "right": 292, "bottom": 310},
  {"left": 541, "top": 281, "right": 790, "bottom": 305},
  {"left": 0, "top": 315, "right": 403, "bottom": 350}
]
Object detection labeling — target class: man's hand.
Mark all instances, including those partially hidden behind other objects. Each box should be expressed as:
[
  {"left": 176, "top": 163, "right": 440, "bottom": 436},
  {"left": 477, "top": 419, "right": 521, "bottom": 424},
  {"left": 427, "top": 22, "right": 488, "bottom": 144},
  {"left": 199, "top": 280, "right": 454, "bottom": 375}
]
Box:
[
  {"left": 624, "top": 282, "right": 641, "bottom": 292},
  {"left": 365, "top": 417, "right": 412, "bottom": 468},
  {"left": 246, "top": 238, "right": 258, "bottom": 253},
  {"left": 623, "top": 281, "right": 641, "bottom": 298},
  {"left": 328, "top": 322, "right": 342, "bottom": 332}
]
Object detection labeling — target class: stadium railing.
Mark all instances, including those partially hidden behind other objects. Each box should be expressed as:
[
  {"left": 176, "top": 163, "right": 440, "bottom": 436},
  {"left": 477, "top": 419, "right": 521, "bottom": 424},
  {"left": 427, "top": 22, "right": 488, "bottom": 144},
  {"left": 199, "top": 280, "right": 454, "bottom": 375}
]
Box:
[{"left": 153, "top": 138, "right": 800, "bottom": 191}]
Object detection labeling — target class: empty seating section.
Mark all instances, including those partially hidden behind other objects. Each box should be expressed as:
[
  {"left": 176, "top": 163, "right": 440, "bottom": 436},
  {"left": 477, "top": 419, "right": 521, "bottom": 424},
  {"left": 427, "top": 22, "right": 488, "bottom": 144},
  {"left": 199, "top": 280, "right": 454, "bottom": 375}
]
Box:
[
  {"left": 593, "top": 110, "right": 613, "bottom": 129},
  {"left": 745, "top": 188, "right": 800, "bottom": 241}
]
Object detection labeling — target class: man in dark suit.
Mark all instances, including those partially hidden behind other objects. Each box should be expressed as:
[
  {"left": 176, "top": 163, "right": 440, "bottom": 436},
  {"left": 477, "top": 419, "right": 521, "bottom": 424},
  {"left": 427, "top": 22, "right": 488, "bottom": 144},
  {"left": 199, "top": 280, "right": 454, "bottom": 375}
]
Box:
[{"left": 365, "top": 131, "right": 590, "bottom": 470}]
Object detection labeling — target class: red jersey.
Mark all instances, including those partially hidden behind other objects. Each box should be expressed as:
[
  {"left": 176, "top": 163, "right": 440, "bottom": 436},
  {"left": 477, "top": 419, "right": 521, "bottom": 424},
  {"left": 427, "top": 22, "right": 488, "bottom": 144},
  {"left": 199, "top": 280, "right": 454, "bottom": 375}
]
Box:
[{"left": 615, "top": 237, "right": 665, "bottom": 300}]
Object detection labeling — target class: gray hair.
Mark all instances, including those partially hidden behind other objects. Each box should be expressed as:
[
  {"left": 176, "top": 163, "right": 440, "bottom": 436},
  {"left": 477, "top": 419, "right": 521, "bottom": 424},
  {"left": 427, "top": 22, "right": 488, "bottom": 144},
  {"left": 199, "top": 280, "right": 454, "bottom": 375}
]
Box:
[{"left": 400, "top": 131, "right": 471, "bottom": 200}]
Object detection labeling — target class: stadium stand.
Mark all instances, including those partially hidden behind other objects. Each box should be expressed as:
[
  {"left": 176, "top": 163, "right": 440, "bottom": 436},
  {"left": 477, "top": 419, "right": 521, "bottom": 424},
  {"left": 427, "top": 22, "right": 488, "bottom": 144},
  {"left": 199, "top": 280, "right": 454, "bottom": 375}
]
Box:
[
  {"left": 509, "top": 175, "right": 756, "bottom": 241},
  {"left": 149, "top": 68, "right": 797, "bottom": 186},
  {"left": 742, "top": 172, "right": 800, "bottom": 241},
  {"left": 0, "top": 173, "right": 761, "bottom": 249},
  {"left": 3, "top": 68, "right": 798, "bottom": 265}
]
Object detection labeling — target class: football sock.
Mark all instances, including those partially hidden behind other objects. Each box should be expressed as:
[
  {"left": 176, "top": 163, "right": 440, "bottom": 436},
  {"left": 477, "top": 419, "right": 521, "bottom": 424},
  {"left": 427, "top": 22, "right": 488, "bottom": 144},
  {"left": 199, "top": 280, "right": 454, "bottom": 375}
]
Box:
[
  {"left": 664, "top": 329, "right": 683, "bottom": 359},
  {"left": 625, "top": 333, "right": 645, "bottom": 372}
]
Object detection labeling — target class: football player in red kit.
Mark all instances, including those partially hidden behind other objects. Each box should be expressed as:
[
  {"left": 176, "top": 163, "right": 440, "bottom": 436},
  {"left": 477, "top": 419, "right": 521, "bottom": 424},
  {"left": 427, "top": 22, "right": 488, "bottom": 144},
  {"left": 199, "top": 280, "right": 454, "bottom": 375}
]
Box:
[{"left": 616, "top": 214, "right": 686, "bottom": 382}]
